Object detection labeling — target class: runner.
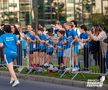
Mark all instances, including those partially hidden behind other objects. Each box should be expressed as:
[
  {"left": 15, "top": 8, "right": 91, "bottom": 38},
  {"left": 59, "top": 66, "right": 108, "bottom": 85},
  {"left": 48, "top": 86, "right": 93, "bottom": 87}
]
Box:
[{"left": 0, "top": 25, "right": 20, "bottom": 87}]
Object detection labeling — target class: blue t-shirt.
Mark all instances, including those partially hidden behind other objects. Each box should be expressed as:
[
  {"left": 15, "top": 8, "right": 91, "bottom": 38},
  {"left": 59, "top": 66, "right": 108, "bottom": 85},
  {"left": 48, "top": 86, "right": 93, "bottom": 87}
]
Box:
[
  {"left": 0, "top": 33, "right": 18, "bottom": 54},
  {"left": 27, "top": 32, "right": 36, "bottom": 51},
  {"left": 46, "top": 37, "right": 54, "bottom": 53},
  {"left": 66, "top": 29, "right": 78, "bottom": 48},
  {"left": 56, "top": 36, "right": 66, "bottom": 57},
  {"left": 22, "top": 39, "right": 27, "bottom": 50},
  {"left": 38, "top": 34, "right": 46, "bottom": 51},
  {"left": 80, "top": 32, "right": 90, "bottom": 47},
  {"left": 35, "top": 34, "right": 40, "bottom": 50}
]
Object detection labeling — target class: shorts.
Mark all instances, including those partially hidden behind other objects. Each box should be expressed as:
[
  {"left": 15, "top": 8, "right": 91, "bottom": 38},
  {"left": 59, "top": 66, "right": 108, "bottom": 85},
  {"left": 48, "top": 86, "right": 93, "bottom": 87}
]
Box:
[
  {"left": 47, "top": 51, "right": 53, "bottom": 56},
  {"left": 40, "top": 49, "right": 46, "bottom": 53},
  {"left": 63, "top": 48, "right": 71, "bottom": 58},
  {"left": 29, "top": 50, "right": 34, "bottom": 54},
  {"left": 4, "top": 52, "right": 17, "bottom": 64},
  {"left": 72, "top": 45, "right": 79, "bottom": 54},
  {"left": 34, "top": 49, "right": 40, "bottom": 52}
]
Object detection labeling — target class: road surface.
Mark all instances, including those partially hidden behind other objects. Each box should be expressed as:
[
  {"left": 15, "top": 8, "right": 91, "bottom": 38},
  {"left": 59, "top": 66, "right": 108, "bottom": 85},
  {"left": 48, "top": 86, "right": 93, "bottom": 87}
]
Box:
[{"left": 0, "top": 76, "right": 93, "bottom": 90}]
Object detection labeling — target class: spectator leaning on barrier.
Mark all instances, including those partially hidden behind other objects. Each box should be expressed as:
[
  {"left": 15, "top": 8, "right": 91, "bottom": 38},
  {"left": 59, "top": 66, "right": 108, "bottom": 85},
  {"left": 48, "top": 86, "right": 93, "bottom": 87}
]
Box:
[
  {"left": 0, "top": 25, "right": 20, "bottom": 87},
  {"left": 79, "top": 25, "right": 90, "bottom": 71},
  {"left": 44, "top": 31, "right": 54, "bottom": 66},
  {"left": 87, "top": 25, "right": 107, "bottom": 82},
  {"left": 26, "top": 25, "right": 36, "bottom": 67},
  {"left": 37, "top": 28, "right": 47, "bottom": 66},
  {"left": 55, "top": 30, "right": 67, "bottom": 70}
]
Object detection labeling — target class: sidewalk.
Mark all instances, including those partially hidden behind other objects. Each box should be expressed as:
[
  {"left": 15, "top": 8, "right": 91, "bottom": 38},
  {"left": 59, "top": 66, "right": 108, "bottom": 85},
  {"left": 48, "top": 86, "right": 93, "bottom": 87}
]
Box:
[{"left": 0, "top": 71, "right": 108, "bottom": 90}]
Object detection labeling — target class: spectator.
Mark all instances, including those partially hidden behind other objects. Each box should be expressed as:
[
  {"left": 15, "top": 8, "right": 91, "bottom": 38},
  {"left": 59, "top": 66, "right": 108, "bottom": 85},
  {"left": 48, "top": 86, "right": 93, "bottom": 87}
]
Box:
[
  {"left": 37, "top": 28, "right": 46, "bottom": 66},
  {"left": 56, "top": 30, "right": 67, "bottom": 70},
  {"left": 87, "top": 25, "right": 107, "bottom": 82},
  {"left": 79, "top": 25, "right": 90, "bottom": 71},
  {"left": 11, "top": 25, "right": 20, "bottom": 39},
  {"left": 26, "top": 25, "right": 36, "bottom": 67},
  {"left": 44, "top": 31, "right": 54, "bottom": 66}
]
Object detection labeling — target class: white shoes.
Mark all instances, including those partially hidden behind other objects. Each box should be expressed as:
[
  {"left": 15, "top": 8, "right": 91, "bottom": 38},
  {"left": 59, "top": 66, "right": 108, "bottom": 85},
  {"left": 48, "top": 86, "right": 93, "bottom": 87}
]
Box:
[
  {"left": 10, "top": 78, "right": 14, "bottom": 84},
  {"left": 100, "top": 76, "right": 105, "bottom": 82},
  {"left": 10, "top": 78, "right": 20, "bottom": 87},
  {"left": 44, "top": 63, "right": 49, "bottom": 67},
  {"left": 72, "top": 67, "right": 80, "bottom": 72},
  {"left": 12, "top": 80, "right": 20, "bottom": 87},
  {"left": 65, "top": 68, "right": 71, "bottom": 71}
]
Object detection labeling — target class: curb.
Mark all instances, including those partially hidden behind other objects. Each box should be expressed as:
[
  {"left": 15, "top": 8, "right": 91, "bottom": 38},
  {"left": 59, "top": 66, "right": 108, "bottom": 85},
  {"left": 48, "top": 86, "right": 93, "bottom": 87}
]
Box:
[{"left": 0, "top": 71, "right": 108, "bottom": 90}]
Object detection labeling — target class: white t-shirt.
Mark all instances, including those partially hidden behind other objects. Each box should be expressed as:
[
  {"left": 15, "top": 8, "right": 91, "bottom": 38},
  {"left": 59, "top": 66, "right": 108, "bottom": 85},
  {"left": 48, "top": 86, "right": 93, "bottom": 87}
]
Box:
[{"left": 73, "top": 28, "right": 81, "bottom": 37}]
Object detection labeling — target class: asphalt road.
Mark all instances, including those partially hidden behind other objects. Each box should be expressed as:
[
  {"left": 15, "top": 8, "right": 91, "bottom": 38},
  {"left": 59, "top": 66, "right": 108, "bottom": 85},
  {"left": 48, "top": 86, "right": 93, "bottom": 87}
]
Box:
[{"left": 0, "top": 77, "right": 93, "bottom": 90}]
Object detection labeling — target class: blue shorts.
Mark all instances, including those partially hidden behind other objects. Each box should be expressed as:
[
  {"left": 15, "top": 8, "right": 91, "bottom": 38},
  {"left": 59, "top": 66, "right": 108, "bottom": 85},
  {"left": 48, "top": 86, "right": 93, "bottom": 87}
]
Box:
[
  {"left": 47, "top": 51, "right": 53, "bottom": 55},
  {"left": 72, "top": 45, "right": 79, "bottom": 54},
  {"left": 34, "top": 49, "right": 40, "bottom": 52},
  {"left": 4, "top": 52, "right": 17, "bottom": 64}
]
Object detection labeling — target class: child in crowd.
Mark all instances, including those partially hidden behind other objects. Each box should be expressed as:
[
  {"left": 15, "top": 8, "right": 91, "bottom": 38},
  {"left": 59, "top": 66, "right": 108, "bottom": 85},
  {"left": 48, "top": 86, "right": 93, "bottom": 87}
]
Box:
[
  {"left": 33, "top": 31, "right": 41, "bottom": 67},
  {"left": 65, "top": 23, "right": 79, "bottom": 71},
  {"left": 44, "top": 31, "right": 54, "bottom": 66},
  {"left": 26, "top": 25, "right": 36, "bottom": 67},
  {"left": 55, "top": 30, "right": 67, "bottom": 70},
  {"left": 37, "top": 28, "right": 46, "bottom": 66},
  {"left": 22, "top": 35, "right": 27, "bottom": 59},
  {"left": 79, "top": 25, "right": 90, "bottom": 71}
]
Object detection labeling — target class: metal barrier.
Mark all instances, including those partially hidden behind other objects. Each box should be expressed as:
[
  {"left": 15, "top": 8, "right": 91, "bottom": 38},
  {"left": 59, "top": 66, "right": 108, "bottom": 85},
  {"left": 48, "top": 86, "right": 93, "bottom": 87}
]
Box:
[{"left": 0, "top": 39, "right": 108, "bottom": 80}]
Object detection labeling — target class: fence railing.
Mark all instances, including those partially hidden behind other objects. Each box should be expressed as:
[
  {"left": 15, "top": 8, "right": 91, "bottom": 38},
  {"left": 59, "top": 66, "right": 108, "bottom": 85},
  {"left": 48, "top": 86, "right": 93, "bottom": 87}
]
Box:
[{"left": 0, "top": 40, "right": 108, "bottom": 79}]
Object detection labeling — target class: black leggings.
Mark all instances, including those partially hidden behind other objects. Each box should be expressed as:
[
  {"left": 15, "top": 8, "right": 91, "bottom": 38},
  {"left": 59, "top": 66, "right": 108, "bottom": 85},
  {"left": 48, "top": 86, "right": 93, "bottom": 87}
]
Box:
[
  {"left": 84, "top": 47, "right": 89, "bottom": 70},
  {"left": 98, "top": 46, "right": 106, "bottom": 74},
  {"left": 58, "top": 56, "right": 63, "bottom": 66}
]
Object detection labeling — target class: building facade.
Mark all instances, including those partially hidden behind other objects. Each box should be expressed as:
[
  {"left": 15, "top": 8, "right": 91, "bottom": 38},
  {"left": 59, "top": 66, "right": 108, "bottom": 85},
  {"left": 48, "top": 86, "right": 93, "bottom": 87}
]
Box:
[{"left": 0, "top": 0, "right": 108, "bottom": 28}]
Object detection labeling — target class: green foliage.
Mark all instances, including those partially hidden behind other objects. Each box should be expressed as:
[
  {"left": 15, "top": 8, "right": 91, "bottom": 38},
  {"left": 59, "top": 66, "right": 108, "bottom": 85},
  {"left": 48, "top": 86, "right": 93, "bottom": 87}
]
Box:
[{"left": 92, "top": 13, "right": 108, "bottom": 31}]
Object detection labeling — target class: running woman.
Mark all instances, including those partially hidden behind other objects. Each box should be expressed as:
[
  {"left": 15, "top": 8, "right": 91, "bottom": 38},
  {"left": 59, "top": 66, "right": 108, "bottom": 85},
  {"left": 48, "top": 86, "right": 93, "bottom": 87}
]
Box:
[{"left": 0, "top": 25, "right": 20, "bottom": 87}]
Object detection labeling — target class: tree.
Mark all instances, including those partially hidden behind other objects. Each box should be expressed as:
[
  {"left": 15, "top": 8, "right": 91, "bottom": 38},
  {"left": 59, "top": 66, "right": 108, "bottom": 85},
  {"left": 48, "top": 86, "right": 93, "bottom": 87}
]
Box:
[{"left": 53, "top": 2, "right": 66, "bottom": 23}]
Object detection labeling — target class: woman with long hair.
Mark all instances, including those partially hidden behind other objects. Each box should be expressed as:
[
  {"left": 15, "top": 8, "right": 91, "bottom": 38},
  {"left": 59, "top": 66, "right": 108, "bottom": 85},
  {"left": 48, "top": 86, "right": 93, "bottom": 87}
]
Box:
[{"left": 87, "top": 25, "right": 107, "bottom": 82}]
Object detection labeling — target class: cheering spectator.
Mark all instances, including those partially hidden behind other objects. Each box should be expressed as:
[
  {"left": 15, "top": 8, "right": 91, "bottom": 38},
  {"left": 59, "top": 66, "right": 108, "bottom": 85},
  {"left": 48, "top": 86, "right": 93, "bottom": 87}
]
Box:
[{"left": 87, "top": 25, "right": 107, "bottom": 82}]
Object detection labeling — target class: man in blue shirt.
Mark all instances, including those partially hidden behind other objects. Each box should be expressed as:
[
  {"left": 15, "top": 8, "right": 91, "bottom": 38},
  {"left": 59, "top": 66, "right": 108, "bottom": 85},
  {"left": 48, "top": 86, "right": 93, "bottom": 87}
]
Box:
[{"left": 0, "top": 25, "right": 20, "bottom": 87}]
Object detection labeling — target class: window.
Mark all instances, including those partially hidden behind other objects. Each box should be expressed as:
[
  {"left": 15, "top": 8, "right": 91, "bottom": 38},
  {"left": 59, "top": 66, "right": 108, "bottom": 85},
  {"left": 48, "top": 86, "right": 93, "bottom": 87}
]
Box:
[
  {"left": 67, "top": 7, "right": 74, "bottom": 12},
  {"left": 67, "top": 0, "right": 74, "bottom": 3}
]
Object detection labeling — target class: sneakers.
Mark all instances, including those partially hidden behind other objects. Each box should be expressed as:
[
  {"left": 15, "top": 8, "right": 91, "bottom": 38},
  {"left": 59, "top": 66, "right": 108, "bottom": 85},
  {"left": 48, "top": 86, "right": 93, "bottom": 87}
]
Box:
[
  {"left": 48, "top": 64, "right": 54, "bottom": 70},
  {"left": 10, "top": 78, "right": 14, "bottom": 84},
  {"left": 100, "top": 76, "right": 105, "bottom": 82},
  {"left": 12, "top": 80, "right": 20, "bottom": 87},
  {"left": 72, "top": 67, "right": 80, "bottom": 72},
  {"left": 65, "top": 67, "right": 71, "bottom": 71},
  {"left": 44, "top": 63, "right": 49, "bottom": 67}
]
